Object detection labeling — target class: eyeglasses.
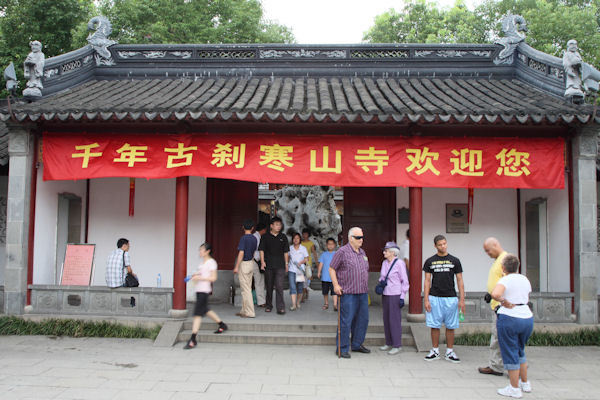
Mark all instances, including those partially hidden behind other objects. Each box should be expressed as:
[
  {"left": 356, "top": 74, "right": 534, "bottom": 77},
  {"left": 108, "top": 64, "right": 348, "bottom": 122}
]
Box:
[{"left": 352, "top": 236, "right": 364, "bottom": 240}]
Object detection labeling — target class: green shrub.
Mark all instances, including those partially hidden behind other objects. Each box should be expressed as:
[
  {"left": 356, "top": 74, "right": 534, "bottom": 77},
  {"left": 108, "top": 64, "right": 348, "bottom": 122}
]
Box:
[
  {"left": 0, "top": 316, "right": 161, "bottom": 339},
  {"left": 456, "top": 328, "right": 600, "bottom": 346}
]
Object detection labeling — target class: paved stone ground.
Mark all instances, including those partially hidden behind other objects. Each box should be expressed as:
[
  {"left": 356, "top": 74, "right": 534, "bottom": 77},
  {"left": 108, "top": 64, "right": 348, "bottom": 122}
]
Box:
[{"left": 0, "top": 334, "right": 598, "bottom": 400}]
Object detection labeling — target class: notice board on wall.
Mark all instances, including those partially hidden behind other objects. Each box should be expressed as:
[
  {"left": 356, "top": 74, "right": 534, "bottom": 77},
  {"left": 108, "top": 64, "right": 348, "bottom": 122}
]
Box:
[{"left": 60, "top": 244, "right": 95, "bottom": 286}]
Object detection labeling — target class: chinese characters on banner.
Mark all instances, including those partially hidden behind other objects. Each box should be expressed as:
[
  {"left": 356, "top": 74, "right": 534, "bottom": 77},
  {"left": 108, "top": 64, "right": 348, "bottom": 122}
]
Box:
[{"left": 43, "top": 133, "right": 565, "bottom": 189}]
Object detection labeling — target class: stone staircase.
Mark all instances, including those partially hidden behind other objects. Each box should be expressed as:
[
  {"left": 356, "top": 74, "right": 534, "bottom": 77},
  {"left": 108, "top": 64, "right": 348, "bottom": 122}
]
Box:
[{"left": 176, "top": 319, "right": 415, "bottom": 347}]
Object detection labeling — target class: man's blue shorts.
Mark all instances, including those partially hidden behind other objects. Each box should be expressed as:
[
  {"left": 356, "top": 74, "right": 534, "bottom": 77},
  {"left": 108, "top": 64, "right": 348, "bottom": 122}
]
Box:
[{"left": 426, "top": 295, "right": 459, "bottom": 329}]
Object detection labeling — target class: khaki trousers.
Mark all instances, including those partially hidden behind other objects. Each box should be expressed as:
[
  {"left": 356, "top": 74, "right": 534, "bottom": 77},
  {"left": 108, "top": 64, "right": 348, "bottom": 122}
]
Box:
[
  {"left": 489, "top": 311, "right": 504, "bottom": 372},
  {"left": 252, "top": 260, "right": 266, "bottom": 306},
  {"left": 239, "top": 260, "right": 255, "bottom": 317}
]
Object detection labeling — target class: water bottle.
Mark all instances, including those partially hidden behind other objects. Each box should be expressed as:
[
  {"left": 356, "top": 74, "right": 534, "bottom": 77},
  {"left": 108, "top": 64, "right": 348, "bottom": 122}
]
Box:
[
  {"left": 458, "top": 310, "right": 465, "bottom": 322},
  {"left": 157, "top": 273, "right": 162, "bottom": 288}
]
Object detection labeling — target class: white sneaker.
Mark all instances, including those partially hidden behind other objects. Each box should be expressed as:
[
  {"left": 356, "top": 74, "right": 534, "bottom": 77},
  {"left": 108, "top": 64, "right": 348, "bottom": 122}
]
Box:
[
  {"left": 445, "top": 350, "right": 460, "bottom": 363},
  {"left": 388, "top": 347, "right": 401, "bottom": 355},
  {"left": 497, "top": 385, "right": 523, "bottom": 398},
  {"left": 379, "top": 345, "right": 391, "bottom": 351},
  {"left": 519, "top": 380, "right": 531, "bottom": 393},
  {"left": 424, "top": 349, "right": 440, "bottom": 361}
]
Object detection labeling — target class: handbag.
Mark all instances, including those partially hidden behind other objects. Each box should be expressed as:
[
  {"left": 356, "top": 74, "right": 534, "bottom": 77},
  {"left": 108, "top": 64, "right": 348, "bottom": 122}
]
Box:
[
  {"left": 123, "top": 251, "right": 139, "bottom": 287},
  {"left": 375, "top": 259, "right": 398, "bottom": 295},
  {"left": 125, "top": 273, "right": 139, "bottom": 287}
]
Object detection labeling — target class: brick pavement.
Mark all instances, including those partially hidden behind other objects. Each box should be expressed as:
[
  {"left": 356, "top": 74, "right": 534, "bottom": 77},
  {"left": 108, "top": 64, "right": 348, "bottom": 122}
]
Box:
[{"left": 0, "top": 335, "right": 599, "bottom": 399}]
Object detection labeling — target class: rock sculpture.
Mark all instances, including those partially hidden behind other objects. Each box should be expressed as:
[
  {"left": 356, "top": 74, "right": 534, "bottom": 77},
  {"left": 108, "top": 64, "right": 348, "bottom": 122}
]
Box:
[
  {"left": 274, "top": 186, "right": 342, "bottom": 254},
  {"left": 563, "top": 39, "right": 585, "bottom": 102},
  {"left": 23, "top": 41, "right": 45, "bottom": 98},
  {"left": 87, "top": 16, "right": 117, "bottom": 66},
  {"left": 494, "top": 14, "right": 528, "bottom": 65}
]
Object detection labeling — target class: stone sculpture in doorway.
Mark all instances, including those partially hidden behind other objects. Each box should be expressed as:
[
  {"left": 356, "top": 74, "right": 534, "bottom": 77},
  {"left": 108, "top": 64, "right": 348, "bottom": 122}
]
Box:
[{"left": 274, "top": 185, "right": 342, "bottom": 254}]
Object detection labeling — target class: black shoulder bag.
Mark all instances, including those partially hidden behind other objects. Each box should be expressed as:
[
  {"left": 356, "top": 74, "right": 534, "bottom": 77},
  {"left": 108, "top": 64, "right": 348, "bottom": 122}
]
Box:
[
  {"left": 123, "top": 251, "right": 139, "bottom": 287},
  {"left": 375, "top": 259, "right": 398, "bottom": 295}
]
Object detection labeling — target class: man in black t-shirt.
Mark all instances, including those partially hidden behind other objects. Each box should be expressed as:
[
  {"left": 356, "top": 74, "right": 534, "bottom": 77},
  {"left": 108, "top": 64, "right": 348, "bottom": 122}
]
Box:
[
  {"left": 258, "top": 217, "right": 289, "bottom": 314},
  {"left": 422, "top": 235, "right": 465, "bottom": 363}
]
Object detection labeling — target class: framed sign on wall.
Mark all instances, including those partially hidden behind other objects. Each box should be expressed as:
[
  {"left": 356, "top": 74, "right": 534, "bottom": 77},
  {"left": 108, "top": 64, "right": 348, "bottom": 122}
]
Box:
[{"left": 446, "top": 204, "right": 469, "bottom": 233}]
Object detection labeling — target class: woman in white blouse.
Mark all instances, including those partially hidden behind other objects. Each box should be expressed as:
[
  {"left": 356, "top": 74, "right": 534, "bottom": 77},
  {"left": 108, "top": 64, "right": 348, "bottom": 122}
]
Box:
[
  {"left": 288, "top": 232, "right": 309, "bottom": 311},
  {"left": 491, "top": 254, "right": 534, "bottom": 398}
]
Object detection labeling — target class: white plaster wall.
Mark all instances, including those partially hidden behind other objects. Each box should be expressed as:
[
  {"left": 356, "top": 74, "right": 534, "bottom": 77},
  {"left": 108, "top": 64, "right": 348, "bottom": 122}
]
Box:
[
  {"left": 87, "top": 177, "right": 206, "bottom": 298},
  {"left": 88, "top": 178, "right": 175, "bottom": 287},
  {"left": 397, "top": 187, "right": 520, "bottom": 294},
  {"left": 33, "top": 166, "right": 86, "bottom": 284},
  {"left": 0, "top": 176, "right": 8, "bottom": 285},
  {"left": 520, "top": 178, "right": 570, "bottom": 292}
]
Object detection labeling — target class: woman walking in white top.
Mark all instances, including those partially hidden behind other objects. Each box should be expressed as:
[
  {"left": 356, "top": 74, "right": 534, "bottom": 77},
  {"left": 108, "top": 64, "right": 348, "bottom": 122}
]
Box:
[
  {"left": 184, "top": 242, "right": 228, "bottom": 349},
  {"left": 491, "top": 254, "right": 534, "bottom": 398}
]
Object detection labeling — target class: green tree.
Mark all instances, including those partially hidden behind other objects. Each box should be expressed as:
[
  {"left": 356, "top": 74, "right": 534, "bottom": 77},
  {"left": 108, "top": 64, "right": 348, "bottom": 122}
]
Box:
[
  {"left": 0, "top": 0, "right": 94, "bottom": 96},
  {"left": 94, "top": 0, "right": 294, "bottom": 44},
  {"left": 363, "top": 0, "right": 600, "bottom": 67},
  {"left": 363, "top": 0, "right": 488, "bottom": 44}
]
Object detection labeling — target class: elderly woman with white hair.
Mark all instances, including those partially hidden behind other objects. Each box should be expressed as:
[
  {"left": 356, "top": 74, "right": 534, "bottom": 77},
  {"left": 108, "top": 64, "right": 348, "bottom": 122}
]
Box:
[{"left": 378, "top": 241, "right": 409, "bottom": 355}]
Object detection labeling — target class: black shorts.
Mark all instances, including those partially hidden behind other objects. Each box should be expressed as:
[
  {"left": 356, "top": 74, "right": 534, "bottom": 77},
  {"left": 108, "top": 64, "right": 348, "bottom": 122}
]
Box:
[
  {"left": 321, "top": 281, "right": 335, "bottom": 296},
  {"left": 194, "top": 292, "right": 210, "bottom": 316}
]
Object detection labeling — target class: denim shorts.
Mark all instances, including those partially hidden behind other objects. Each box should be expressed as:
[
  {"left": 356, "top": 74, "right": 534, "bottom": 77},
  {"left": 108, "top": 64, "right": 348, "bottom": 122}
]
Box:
[
  {"left": 426, "top": 295, "right": 459, "bottom": 329},
  {"left": 288, "top": 271, "right": 304, "bottom": 294},
  {"left": 497, "top": 313, "right": 534, "bottom": 370}
]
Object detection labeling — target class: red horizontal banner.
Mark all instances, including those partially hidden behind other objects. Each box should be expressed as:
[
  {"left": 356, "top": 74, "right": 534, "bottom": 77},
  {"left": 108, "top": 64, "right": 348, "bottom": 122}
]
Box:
[{"left": 42, "top": 133, "right": 565, "bottom": 189}]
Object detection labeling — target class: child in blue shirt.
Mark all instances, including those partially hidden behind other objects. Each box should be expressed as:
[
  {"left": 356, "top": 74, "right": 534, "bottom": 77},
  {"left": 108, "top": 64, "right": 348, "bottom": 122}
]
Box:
[{"left": 317, "top": 237, "right": 338, "bottom": 311}]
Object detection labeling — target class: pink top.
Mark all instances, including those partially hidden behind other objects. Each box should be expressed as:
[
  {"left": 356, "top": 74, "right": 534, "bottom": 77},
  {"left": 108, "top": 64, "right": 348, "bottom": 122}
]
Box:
[
  {"left": 194, "top": 258, "right": 217, "bottom": 294},
  {"left": 379, "top": 258, "right": 409, "bottom": 298}
]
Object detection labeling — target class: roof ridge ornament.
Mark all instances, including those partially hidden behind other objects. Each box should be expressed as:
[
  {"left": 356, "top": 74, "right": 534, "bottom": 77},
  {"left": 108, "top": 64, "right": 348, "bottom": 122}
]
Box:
[
  {"left": 563, "top": 39, "right": 600, "bottom": 104},
  {"left": 494, "top": 13, "right": 528, "bottom": 65},
  {"left": 87, "top": 16, "right": 117, "bottom": 66},
  {"left": 23, "top": 40, "right": 45, "bottom": 99}
]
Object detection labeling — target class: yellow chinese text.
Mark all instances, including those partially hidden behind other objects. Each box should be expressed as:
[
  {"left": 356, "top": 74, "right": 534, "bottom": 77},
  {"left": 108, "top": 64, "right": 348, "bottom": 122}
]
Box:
[
  {"left": 211, "top": 143, "right": 246, "bottom": 169},
  {"left": 450, "top": 149, "right": 484, "bottom": 176},
  {"left": 164, "top": 143, "right": 198, "bottom": 168},
  {"left": 405, "top": 147, "right": 440, "bottom": 175},
  {"left": 72, "top": 143, "right": 102, "bottom": 168},
  {"left": 310, "top": 146, "right": 341, "bottom": 174},
  {"left": 496, "top": 148, "right": 531, "bottom": 176},
  {"left": 354, "top": 147, "right": 389, "bottom": 175},
  {"left": 259, "top": 144, "right": 293, "bottom": 172},
  {"left": 113, "top": 143, "right": 148, "bottom": 167}
]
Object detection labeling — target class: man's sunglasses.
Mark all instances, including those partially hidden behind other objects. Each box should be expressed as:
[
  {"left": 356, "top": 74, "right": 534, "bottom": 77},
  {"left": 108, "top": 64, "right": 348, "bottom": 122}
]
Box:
[{"left": 352, "top": 235, "right": 364, "bottom": 240}]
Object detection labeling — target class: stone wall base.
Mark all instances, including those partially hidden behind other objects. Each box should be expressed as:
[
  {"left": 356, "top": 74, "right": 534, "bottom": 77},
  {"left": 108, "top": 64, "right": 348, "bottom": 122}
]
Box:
[{"left": 29, "top": 285, "right": 173, "bottom": 317}]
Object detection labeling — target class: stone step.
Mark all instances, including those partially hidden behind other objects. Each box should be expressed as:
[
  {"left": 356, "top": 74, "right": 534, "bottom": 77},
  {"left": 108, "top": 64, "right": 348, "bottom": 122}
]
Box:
[
  {"left": 177, "top": 329, "right": 415, "bottom": 347},
  {"left": 183, "top": 320, "right": 411, "bottom": 334}
]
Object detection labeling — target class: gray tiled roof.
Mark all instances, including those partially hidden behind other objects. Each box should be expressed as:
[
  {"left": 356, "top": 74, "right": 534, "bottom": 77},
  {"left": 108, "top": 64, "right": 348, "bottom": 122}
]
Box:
[{"left": 3, "top": 76, "right": 595, "bottom": 125}]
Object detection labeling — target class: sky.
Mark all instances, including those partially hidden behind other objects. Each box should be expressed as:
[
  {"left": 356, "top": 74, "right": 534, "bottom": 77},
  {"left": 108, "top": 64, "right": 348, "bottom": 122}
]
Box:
[{"left": 260, "top": 0, "right": 480, "bottom": 44}]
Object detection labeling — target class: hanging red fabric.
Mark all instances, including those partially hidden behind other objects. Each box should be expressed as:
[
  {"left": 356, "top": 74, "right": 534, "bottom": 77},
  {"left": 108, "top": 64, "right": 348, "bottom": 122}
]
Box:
[
  {"left": 129, "top": 178, "right": 135, "bottom": 217},
  {"left": 467, "top": 188, "right": 474, "bottom": 224}
]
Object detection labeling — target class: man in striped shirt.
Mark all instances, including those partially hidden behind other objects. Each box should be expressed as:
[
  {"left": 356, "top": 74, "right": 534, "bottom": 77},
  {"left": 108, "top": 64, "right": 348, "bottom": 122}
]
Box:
[{"left": 330, "top": 227, "right": 370, "bottom": 358}]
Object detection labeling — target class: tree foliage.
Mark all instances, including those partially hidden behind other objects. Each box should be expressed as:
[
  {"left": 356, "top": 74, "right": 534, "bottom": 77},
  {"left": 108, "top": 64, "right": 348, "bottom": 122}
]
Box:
[
  {"left": 363, "top": 0, "right": 600, "bottom": 66},
  {"left": 93, "top": 0, "right": 294, "bottom": 45}
]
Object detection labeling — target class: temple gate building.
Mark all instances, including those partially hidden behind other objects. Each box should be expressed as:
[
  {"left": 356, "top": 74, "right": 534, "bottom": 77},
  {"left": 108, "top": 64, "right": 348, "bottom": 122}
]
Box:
[{"left": 0, "top": 16, "right": 598, "bottom": 324}]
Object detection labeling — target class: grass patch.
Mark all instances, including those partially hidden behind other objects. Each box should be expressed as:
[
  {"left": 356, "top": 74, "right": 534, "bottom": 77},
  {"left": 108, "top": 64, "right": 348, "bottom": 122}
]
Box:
[
  {"left": 0, "top": 316, "right": 161, "bottom": 340},
  {"left": 455, "top": 328, "right": 600, "bottom": 346}
]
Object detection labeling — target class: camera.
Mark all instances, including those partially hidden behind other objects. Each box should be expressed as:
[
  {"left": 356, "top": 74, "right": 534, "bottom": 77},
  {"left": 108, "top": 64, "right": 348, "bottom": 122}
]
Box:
[{"left": 484, "top": 293, "right": 492, "bottom": 303}]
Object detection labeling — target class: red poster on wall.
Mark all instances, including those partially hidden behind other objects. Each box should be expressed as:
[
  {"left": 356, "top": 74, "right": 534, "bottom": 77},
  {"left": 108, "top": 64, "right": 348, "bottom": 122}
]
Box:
[
  {"left": 42, "top": 133, "right": 565, "bottom": 189},
  {"left": 60, "top": 244, "right": 96, "bottom": 286}
]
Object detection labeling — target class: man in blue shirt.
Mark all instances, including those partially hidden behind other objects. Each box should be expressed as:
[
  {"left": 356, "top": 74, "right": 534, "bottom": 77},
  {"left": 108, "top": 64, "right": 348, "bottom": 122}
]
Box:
[
  {"left": 318, "top": 237, "right": 338, "bottom": 311},
  {"left": 233, "top": 219, "right": 258, "bottom": 318}
]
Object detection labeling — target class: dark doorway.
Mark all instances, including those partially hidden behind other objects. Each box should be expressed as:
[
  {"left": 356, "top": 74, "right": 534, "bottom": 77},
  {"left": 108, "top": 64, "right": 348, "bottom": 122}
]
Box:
[
  {"left": 206, "top": 178, "right": 258, "bottom": 270},
  {"left": 343, "top": 187, "right": 396, "bottom": 271}
]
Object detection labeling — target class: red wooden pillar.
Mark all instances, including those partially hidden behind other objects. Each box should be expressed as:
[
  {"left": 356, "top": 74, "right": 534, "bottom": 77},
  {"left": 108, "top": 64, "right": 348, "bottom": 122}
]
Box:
[
  {"left": 173, "top": 176, "right": 189, "bottom": 310},
  {"left": 408, "top": 187, "right": 423, "bottom": 317}
]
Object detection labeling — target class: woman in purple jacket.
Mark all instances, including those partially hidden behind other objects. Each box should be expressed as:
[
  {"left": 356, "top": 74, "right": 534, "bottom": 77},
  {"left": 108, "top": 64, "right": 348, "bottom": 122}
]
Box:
[{"left": 378, "top": 241, "right": 410, "bottom": 355}]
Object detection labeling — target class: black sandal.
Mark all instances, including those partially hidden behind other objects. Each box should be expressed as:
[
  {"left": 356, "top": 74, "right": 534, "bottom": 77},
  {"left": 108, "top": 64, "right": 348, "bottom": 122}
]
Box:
[
  {"left": 214, "top": 322, "right": 228, "bottom": 334},
  {"left": 183, "top": 338, "right": 197, "bottom": 349}
]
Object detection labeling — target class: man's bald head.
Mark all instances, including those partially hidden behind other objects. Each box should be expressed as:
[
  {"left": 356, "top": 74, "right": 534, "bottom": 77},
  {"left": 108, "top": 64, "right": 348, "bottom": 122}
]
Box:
[{"left": 483, "top": 237, "right": 504, "bottom": 259}]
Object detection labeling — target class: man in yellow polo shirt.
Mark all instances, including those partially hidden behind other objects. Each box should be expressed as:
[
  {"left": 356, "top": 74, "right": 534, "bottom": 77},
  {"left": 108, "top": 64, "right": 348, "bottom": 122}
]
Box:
[{"left": 478, "top": 237, "right": 507, "bottom": 376}]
